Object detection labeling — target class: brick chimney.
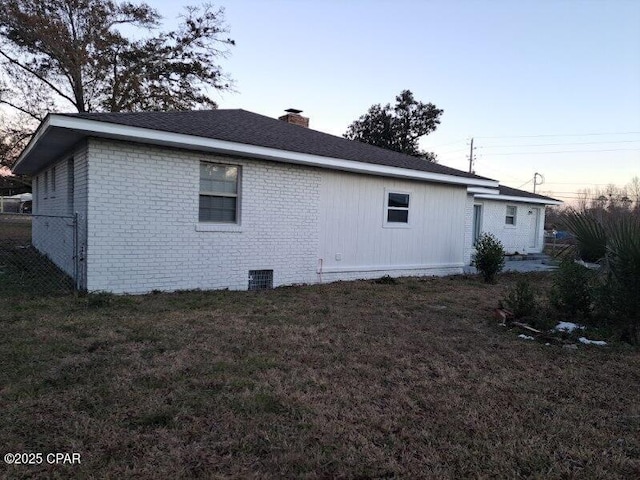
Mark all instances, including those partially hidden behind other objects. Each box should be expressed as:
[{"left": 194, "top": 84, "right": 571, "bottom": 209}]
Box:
[{"left": 278, "top": 108, "right": 309, "bottom": 128}]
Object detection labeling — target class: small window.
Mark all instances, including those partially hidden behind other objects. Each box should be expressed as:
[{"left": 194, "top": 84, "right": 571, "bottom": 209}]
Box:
[
  {"left": 385, "top": 191, "right": 410, "bottom": 224},
  {"left": 505, "top": 205, "right": 517, "bottom": 225},
  {"left": 44, "top": 170, "right": 49, "bottom": 197},
  {"left": 199, "top": 163, "right": 240, "bottom": 223},
  {"left": 51, "top": 166, "right": 56, "bottom": 193}
]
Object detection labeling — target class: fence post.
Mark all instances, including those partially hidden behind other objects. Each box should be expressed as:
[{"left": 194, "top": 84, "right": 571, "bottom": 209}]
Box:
[{"left": 73, "top": 212, "right": 79, "bottom": 294}]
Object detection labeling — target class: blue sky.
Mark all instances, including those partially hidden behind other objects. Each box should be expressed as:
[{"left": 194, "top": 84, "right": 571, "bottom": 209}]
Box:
[{"left": 158, "top": 0, "right": 639, "bottom": 202}]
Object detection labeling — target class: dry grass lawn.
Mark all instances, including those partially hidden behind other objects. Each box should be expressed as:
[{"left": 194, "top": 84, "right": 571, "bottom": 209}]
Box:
[{"left": 1, "top": 273, "right": 639, "bottom": 479}]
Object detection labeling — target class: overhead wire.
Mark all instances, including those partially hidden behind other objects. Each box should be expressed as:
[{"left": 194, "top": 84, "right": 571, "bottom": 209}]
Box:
[
  {"left": 484, "top": 148, "right": 640, "bottom": 156},
  {"left": 475, "top": 131, "right": 640, "bottom": 139},
  {"left": 480, "top": 139, "right": 640, "bottom": 148}
]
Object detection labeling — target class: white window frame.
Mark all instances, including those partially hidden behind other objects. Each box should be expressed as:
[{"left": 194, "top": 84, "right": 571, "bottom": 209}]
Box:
[
  {"left": 198, "top": 162, "right": 241, "bottom": 226},
  {"left": 383, "top": 188, "right": 412, "bottom": 228},
  {"left": 505, "top": 205, "right": 517, "bottom": 226}
]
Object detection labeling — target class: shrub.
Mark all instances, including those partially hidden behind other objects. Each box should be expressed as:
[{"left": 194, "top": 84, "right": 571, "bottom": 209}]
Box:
[
  {"left": 474, "top": 233, "right": 505, "bottom": 283},
  {"left": 550, "top": 258, "right": 594, "bottom": 318},
  {"left": 504, "top": 279, "right": 536, "bottom": 319},
  {"left": 563, "top": 209, "right": 607, "bottom": 262},
  {"left": 600, "top": 217, "right": 640, "bottom": 343},
  {"left": 374, "top": 275, "right": 397, "bottom": 285},
  {"left": 559, "top": 211, "right": 640, "bottom": 343}
]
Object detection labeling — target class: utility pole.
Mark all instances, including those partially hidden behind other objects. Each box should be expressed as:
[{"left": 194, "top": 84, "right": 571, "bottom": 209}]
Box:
[
  {"left": 468, "top": 137, "right": 475, "bottom": 173},
  {"left": 533, "top": 172, "right": 544, "bottom": 193}
]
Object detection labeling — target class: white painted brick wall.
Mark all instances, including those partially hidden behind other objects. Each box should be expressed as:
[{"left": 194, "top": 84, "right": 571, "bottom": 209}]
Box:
[
  {"left": 32, "top": 144, "right": 89, "bottom": 281},
  {"left": 463, "top": 194, "right": 475, "bottom": 265},
  {"left": 85, "top": 139, "right": 321, "bottom": 293},
  {"left": 320, "top": 265, "right": 462, "bottom": 283},
  {"left": 470, "top": 199, "right": 547, "bottom": 257}
]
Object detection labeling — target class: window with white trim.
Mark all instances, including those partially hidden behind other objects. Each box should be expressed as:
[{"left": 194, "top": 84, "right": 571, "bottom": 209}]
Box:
[
  {"left": 505, "top": 205, "right": 517, "bottom": 225},
  {"left": 199, "top": 162, "right": 240, "bottom": 223},
  {"left": 385, "top": 191, "right": 410, "bottom": 225}
]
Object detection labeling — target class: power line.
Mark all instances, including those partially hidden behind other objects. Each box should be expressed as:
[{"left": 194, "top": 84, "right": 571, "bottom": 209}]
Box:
[
  {"left": 437, "top": 148, "right": 467, "bottom": 155},
  {"left": 487, "top": 148, "right": 640, "bottom": 156},
  {"left": 480, "top": 139, "right": 640, "bottom": 149},
  {"left": 427, "top": 139, "right": 467, "bottom": 149},
  {"left": 475, "top": 131, "right": 640, "bottom": 140},
  {"left": 544, "top": 182, "right": 612, "bottom": 186}
]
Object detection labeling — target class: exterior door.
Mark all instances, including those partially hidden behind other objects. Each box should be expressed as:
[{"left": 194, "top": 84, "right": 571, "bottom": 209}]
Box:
[
  {"left": 473, "top": 204, "right": 482, "bottom": 245},
  {"left": 529, "top": 208, "right": 540, "bottom": 249}
]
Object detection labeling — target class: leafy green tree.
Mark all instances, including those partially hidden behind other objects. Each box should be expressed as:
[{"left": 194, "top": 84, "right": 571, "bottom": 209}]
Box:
[{"left": 344, "top": 90, "right": 443, "bottom": 161}]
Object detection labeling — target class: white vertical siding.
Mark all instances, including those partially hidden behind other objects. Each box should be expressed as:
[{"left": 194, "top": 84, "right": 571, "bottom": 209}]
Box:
[{"left": 317, "top": 170, "right": 467, "bottom": 281}]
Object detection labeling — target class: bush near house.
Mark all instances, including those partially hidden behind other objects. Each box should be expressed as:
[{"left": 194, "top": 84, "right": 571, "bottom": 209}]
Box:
[{"left": 474, "top": 232, "right": 505, "bottom": 284}]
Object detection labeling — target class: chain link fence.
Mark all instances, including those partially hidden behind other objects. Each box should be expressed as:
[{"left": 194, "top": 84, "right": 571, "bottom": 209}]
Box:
[{"left": 0, "top": 213, "right": 78, "bottom": 297}]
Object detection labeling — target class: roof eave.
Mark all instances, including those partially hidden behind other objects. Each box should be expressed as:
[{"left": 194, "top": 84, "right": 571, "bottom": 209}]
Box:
[
  {"left": 11, "top": 114, "right": 53, "bottom": 175},
  {"left": 474, "top": 193, "right": 562, "bottom": 205},
  {"left": 14, "top": 114, "right": 499, "bottom": 187}
]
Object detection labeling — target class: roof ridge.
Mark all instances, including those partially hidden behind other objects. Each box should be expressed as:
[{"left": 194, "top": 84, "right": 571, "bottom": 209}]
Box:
[{"left": 45, "top": 109, "right": 495, "bottom": 182}]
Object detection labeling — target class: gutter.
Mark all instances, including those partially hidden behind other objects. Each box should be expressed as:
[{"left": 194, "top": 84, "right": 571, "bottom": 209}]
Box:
[{"left": 474, "top": 193, "right": 562, "bottom": 206}]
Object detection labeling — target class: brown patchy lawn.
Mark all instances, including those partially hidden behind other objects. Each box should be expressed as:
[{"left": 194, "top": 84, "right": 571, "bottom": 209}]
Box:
[{"left": 0, "top": 273, "right": 639, "bottom": 479}]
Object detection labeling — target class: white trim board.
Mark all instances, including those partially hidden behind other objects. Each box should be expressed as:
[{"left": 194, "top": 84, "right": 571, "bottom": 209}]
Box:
[{"left": 474, "top": 193, "right": 562, "bottom": 206}]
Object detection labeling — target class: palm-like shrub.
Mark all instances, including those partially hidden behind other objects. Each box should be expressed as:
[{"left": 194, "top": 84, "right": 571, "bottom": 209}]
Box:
[
  {"left": 563, "top": 209, "right": 607, "bottom": 262},
  {"left": 603, "top": 217, "right": 640, "bottom": 342},
  {"left": 561, "top": 210, "right": 640, "bottom": 343}
]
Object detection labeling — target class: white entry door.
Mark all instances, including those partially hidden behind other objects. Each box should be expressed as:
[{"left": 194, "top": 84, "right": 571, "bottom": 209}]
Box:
[{"left": 529, "top": 208, "right": 540, "bottom": 249}]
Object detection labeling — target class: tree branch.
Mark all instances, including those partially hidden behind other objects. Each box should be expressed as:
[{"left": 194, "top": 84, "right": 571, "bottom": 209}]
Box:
[
  {"left": 0, "top": 98, "right": 44, "bottom": 121},
  {"left": 0, "top": 50, "right": 78, "bottom": 108}
]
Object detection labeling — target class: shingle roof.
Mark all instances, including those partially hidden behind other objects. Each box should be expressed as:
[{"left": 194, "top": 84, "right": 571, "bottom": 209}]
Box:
[
  {"left": 498, "top": 185, "right": 560, "bottom": 202},
  {"left": 59, "top": 109, "right": 492, "bottom": 181}
]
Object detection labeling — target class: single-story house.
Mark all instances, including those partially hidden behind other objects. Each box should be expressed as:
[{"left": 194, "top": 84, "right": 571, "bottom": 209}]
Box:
[
  {"left": 12, "top": 108, "right": 559, "bottom": 293},
  {"left": 464, "top": 185, "right": 562, "bottom": 263}
]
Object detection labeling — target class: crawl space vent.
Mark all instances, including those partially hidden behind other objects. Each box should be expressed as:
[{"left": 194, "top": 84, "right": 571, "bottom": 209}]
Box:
[{"left": 248, "top": 270, "right": 273, "bottom": 291}]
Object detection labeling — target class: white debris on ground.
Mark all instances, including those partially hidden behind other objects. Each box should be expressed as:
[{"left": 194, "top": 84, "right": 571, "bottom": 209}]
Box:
[
  {"left": 578, "top": 337, "right": 607, "bottom": 346},
  {"left": 518, "top": 334, "right": 535, "bottom": 340},
  {"left": 553, "top": 321, "right": 585, "bottom": 333}
]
